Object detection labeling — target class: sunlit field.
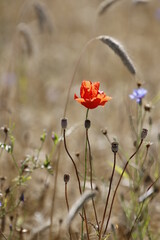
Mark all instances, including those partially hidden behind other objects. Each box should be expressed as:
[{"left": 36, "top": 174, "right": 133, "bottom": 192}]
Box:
[{"left": 0, "top": 0, "right": 160, "bottom": 239}]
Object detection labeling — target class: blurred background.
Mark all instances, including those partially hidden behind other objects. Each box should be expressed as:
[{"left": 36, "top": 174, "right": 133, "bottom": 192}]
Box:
[{"left": 0, "top": 0, "right": 160, "bottom": 239}]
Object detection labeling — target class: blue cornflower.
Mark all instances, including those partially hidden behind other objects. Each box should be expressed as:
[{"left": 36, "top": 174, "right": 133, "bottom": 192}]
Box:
[{"left": 129, "top": 88, "right": 147, "bottom": 103}]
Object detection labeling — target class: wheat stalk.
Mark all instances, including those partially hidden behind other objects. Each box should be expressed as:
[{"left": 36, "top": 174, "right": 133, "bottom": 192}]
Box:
[
  {"left": 98, "top": 35, "right": 136, "bottom": 75},
  {"left": 33, "top": 2, "right": 53, "bottom": 34}
]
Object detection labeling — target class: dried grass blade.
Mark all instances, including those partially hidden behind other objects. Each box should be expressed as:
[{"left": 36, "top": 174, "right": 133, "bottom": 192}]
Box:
[
  {"left": 98, "top": 0, "right": 121, "bottom": 15},
  {"left": 64, "top": 190, "right": 97, "bottom": 228},
  {"left": 132, "top": 0, "right": 149, "bottom": 4},
  {"left": 98, "top": 35, "right": 136, "bottom": 75}
]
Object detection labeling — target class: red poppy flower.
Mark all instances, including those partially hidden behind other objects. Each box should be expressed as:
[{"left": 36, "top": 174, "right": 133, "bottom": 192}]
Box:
[{"left": 74, "top": 80, "right": 112, "bottom": 109}]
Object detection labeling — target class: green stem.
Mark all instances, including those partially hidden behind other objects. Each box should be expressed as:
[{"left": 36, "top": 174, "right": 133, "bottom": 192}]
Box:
[
  {"left": 86, "top": 128, "right": 99, "bottom": 234},
  {"left": 11, "top": 153, "right": 20, "bottom": 174},
  {"left": 83, "top": 109, "right": 89, "bottom": 192},
  {"left": 82, "top": 109, "right": 89, "bottom": 239},
  {"left": 63, "top": 129, "right": 90, "bottom": 240}
]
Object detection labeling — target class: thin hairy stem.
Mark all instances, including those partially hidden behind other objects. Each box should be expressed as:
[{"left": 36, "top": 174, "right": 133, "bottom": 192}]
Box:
[
  {"left": 99, "top": 152, "right": 117, "bottom": 239},
  {"left": 82, "top": 108, "right": 90, "bottom": 238},
  {"left": 147, "top": 175, "right": 160, "bottom": 191},
  {"left": 63, "top": 129, "right": 90, "bottom": 240},
  {"left": 65, "top": 183, "right": 70, "bottom": 212},
  {"left": 63, "top": 129, "right": 82, "bottom": 194},
  {"left": 103, "top": 139, "right": 143, "bottom": 236},
  {"left": 65, "top": 182, "right": 72, "bottom": 240},
  {"left": 86, "top": 129, "right": 100, "bottom": 234}
]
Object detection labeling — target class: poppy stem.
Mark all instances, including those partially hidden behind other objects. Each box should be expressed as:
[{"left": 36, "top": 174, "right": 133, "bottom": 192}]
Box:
[
  {"left": 63, "top": 129, "right": 90, "bottom": 240},
  {"left": 86, "top": 128, "right": 100, "bottom": 235},
  {"left": 83, "top": 109, "right": 89, "bottom": 192},
  {"left": 81, "top": 109, "right": 90, "bottom": 239},
  {"left": 86, "top": 108, "right": 89, "bottom": 120}
]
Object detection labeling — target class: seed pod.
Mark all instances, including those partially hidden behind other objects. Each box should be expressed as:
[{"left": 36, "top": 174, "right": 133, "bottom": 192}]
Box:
[
  {"left": 64, "top": 174, "right": 70, "bottom": 183},
  {"left": 141, "top": 128, "right": 148, "bottom": 139},
  {"left": 61, "top": 118, "right": 68, "bottom": 129},
  {"left": 111, "top": 142, "right": 119, "bottom": 153},
  {"left": 84, "top": 119, "right": 91, "bottom": 129}
]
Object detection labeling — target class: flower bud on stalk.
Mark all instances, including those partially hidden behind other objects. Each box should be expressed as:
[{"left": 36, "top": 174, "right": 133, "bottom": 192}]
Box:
[
  {"left": 61, "top": 118, "right": 68, "bottom": 129},
  {"left": 111, "top": 142, "right": 119, "bottom": 153},
  {"left": 84, "top": 119, "right": 91, "bottom": 129},
  {"left": 64, "top": 174, "right": 70, "bottom": 183},
  {"left": 141, "top": 128, "right": 148, "bottom": 140}
]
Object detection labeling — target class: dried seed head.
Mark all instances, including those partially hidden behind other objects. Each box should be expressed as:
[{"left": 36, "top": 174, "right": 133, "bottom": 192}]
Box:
[
  {"left": 141, "top": 128, "right": 148, "bottom": 139},
  {"left": 144, "top": 103, "right": 151, "bottom": 112},
  {"left": 75, "top": 152, "right": 80, "bottom": 158},
  {"left": 101, "top": 128, "right": 107, "bottom": 135},
  {"left": 17, "top": 23, "right": 34, "bottom": 56},
  {"left": 64, "top": 174, "right": 70, "bottom": 183},
  {"left": 33, "top": 2, "right": 53, "bottom": 34},
  {"left": 0, "top": 176, "right": 7, "bottom": 181},
  {"left": 111, "top": 141, "right": 119, "bottom": 153},
  {"left": 3, "top": 126, "right": 9, "bottom": 135},
  {"left": 137, "top": 82, "right": 142, "bottom": 88},
  {"left": 61, "top": 118, "right": 68, "bottom": 129},
  {"left": 98, "top": 35, "right": 136, "bottom": 75},
  {"left": 84, "top": 119, "right": 91, "bottom": 129},
  {"left": 10, "top": 216, "right": 14, "bottom": 221},
  {"left": 146, "top": 142, "right": 153, "bottom": 148}
]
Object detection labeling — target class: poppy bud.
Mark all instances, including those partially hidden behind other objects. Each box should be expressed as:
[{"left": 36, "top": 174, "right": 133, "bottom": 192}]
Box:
[
  {"left": 84, "top": 119, "right": 91, "bottom": 129},
  {"left": 141, "top": 128, "right": 148, "bottom": 139},
  {"left": 64, "top": 174, "right": 70, "bottom": 183},
  {"left": 61, "top": 118, "right": 68, "bottom": 129},
  {"left": 111, "top": 142, "right": 119, "bottom": 153}
]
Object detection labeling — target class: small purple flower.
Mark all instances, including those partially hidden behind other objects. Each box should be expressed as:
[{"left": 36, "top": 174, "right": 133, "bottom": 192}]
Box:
[{"left": 129, "top": 88, "right": 147, "bottom": 103}]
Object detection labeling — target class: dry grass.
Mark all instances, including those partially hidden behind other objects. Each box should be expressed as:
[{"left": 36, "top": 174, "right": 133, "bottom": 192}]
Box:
[{"left": 0, "top": 0, "right": 160, "bottom": 239}]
